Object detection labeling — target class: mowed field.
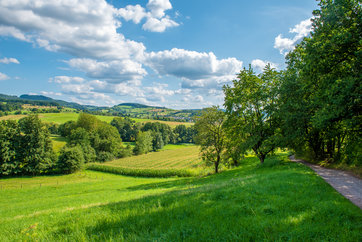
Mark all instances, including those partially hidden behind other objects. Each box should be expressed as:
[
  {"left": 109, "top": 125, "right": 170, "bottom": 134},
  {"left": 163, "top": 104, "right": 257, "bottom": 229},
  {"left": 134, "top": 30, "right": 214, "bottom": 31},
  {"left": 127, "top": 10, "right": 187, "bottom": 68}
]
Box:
[
  {"left": 0, "top": 154, "right": 361, "bottom": 241},
  {"left": 0, "top": 112, "right": 193, "bottom": 128},
  {"left": 105, "top": 146, "right": 202, "bottom": 170}
]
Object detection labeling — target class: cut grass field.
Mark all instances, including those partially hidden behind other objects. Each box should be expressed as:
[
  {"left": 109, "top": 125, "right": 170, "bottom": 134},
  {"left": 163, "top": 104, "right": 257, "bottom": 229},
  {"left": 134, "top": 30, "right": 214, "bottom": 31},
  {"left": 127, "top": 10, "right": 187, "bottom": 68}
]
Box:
[
  {"left": 0, "top": 112, "right": 194, "bottom": 128},
  {"left": 0, "top": 153, "right": 361, "bottom": 241},
  {"left": 87, "top": 145, "right": 206, "bottom": 177}
]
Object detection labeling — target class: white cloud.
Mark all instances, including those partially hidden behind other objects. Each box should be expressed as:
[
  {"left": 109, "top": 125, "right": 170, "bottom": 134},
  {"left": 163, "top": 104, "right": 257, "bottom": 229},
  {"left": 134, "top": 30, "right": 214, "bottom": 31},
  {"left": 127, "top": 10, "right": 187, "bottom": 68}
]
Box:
[
  {"left": 147, "top": 0, "right": 172, "bottom": 18},
  {"left": 49, "top": 76, "right": 84, "bottom": 84},
  {"left": 146, "top": 48, "right": 242, "bottom": 80},
  {"left": 117, "top": 0, "right": 179, "bottom": 33},
  {"left": 67, "top": 58, "right": 147, "bottom": 83},
  {"left": 0, "top": 0, "right": 146, "bottom": 60},
  {"left": 274, "top": 18, "right": 312, "bottom": 55},
  {"left": 251, "top": 59, "right": 278, "bottom": 71},
  {"left": 0, "top": 72, "right": 9, "bottom": 80},
  {"left": 142, "top": 16, "right": 178, "bottom": 32},
  {"left": 117, "top": 5, "right": 147, "bottom": 24},
  {"left": 0, "top": 57, "right": 20, "bottom": 64}
]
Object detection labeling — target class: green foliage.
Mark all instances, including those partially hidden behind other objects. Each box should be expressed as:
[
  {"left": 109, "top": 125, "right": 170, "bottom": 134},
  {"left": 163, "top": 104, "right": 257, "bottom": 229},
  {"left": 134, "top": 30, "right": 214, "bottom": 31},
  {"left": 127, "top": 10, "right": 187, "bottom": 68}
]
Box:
[
  {"left": 58, "top": 120, "right": 76, "bottom": 137},
  {"left": 110, "top": 117, "right": 138, "bottom": 142},
  {"left": 57, "top": 145, "right": 85, "bottom": 174},
  {"left": 279, "top": 0, "right": 361, "bottom": 166},
  {"left": 18, "top": 115, "right": 56, "bottom": 175},
  {"left": 224, "top": 65, "right": 280, "bottom": 163},
  {"left": 174, "top": 124, "right": 196, "bottom": 143},
  {"left": 194, "top": 106, "right": 226, "bottom": 173},
  {"left": 0, "top": 120, "right": 21, "bottom": 175},
  {"left": 133, "top": 131, "right": 153, "bottom": 155},
  {"left": 0, "top": 116, "right": 56, "bottom": 176}
]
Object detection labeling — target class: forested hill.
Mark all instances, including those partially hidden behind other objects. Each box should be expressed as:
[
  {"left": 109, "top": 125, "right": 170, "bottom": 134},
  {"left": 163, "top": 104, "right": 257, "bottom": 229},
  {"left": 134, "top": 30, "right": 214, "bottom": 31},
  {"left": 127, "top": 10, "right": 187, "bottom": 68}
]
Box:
[{"left": 0, "top": 93, "right": 201, "bottom": 121}]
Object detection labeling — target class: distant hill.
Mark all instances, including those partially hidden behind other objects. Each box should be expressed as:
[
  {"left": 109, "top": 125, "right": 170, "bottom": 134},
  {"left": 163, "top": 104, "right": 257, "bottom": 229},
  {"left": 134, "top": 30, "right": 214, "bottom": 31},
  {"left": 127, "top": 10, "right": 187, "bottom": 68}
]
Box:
[
  {"left": 20, "top": 94, "right": 54, "bottom": 101},
  {"left": 0, "top": 93, "right": 201, "bottom": 121}
]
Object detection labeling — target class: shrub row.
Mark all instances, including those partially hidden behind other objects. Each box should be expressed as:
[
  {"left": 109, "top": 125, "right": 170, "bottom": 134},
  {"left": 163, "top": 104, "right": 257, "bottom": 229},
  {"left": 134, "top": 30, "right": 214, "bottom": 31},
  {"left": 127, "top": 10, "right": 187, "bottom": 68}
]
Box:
[{"left": 86, "top": 163, "right": 197, "bottom": 178}]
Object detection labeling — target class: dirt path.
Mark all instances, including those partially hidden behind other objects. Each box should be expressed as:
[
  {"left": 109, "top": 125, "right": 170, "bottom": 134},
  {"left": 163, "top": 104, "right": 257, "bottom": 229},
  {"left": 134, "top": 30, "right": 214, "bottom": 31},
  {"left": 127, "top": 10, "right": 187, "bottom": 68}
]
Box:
[{"left": 290, "top": 155, "right": 362, "bottom": 209}]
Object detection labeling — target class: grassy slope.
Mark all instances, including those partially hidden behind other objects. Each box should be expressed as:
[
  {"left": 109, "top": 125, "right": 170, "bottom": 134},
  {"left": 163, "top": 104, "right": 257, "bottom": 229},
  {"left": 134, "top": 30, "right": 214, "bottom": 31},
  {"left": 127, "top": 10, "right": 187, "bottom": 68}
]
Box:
[{"left": 0, "top": 154, "right": 361, "bottom": 241}]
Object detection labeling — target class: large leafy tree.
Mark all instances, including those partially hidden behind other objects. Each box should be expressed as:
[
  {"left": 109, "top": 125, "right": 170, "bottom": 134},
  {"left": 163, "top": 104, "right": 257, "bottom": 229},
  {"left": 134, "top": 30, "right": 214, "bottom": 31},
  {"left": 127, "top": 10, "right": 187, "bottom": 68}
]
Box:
[
  {"left": 194, "top": 106, "right": 226, "bottom": 173},
  {"left": 223, "top": 65, "right": 280, "bottom": 163},
  {"left": 279, "top": 0, "right": 361, "bottom": 163}
]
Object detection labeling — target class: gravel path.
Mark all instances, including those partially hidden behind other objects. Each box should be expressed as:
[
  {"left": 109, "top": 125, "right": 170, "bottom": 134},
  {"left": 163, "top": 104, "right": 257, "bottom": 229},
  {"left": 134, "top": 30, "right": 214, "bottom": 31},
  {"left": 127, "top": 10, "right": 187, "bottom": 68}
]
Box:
[{"left": 290, "top": 155, "right": 362, "bottom": 209}]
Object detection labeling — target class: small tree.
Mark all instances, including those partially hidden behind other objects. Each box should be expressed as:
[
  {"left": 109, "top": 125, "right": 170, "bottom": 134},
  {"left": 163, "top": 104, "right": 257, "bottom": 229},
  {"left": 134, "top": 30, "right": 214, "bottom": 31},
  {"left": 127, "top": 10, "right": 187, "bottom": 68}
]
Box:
[
  {"left": 194, "top": 107, "right": 226, "bottom": 173},
  {"left": 133, "top": 131, "right": 153, "bottom": 155},
  {"left": 58, "top": 145, "right": 85, "bottom": 174},
  {"left": 18, "top": 114, "right": 56, "bottom": 175},
  {"left": 223, "top": 65, "right": 280, "bottom": 163}
]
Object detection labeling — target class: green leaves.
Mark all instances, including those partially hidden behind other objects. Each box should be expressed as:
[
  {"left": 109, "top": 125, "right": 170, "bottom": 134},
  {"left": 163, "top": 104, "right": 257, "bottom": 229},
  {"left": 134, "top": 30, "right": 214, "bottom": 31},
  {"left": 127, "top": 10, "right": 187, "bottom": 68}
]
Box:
[{"left": 223, "top": 65, "right": 280, "bottom": 163}]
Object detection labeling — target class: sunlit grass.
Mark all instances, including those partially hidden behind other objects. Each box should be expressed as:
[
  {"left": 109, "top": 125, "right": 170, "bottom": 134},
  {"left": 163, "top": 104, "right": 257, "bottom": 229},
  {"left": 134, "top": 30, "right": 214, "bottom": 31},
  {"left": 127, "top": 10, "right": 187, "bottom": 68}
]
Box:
[{"left": 0, "top": 153, "right": 360, "bottom": 241}]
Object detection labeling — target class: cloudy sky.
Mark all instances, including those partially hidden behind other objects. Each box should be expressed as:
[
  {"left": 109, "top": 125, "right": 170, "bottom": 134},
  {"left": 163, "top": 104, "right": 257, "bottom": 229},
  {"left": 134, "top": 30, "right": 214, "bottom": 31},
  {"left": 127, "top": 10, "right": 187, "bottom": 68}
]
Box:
[{"left": 0, "top": 0, "right": 317, "bottom": 109}]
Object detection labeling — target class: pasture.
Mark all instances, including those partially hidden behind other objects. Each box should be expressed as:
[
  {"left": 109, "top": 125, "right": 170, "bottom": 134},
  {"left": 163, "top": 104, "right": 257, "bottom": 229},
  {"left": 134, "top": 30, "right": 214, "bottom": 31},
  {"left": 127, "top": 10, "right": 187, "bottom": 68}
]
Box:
[{"left": 0, "top": 154, "right": 361, "bottom": 241}]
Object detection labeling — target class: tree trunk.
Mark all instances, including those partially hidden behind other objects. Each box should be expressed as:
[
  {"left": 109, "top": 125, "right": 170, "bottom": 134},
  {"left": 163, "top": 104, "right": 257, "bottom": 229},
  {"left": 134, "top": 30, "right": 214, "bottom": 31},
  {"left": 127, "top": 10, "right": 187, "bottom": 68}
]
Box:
[
  {"left": 215, "top": 154, "right": 220, "bottom": 173},
  {"left": 259, "top": 153, "right": 266, "bottom": 163}
]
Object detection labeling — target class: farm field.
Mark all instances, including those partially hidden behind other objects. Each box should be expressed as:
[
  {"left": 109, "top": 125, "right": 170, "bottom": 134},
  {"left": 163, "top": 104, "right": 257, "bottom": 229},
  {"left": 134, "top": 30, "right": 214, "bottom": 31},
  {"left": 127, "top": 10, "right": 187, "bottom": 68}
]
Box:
[
  {"left": 0, "top": 113, "right": 194, "bottom": 128},
  {"left": 103, "top": 146, "right": 202, "bottom": 170},
  {"left": 86, "top": 145, "right": 206, "bottom": 177},
  {"left": 0, "top": 154, "right": 361, "bottom": 241}
]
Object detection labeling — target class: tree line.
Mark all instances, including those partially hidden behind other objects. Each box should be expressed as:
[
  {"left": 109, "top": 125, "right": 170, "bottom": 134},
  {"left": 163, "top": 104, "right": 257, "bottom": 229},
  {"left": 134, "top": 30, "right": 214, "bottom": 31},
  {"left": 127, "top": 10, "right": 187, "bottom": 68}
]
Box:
[
  {"left": 195, "top": 0, "right": 361, "bottom": 173},
  {"left": 0, "top": 113, "right": 197, "bottom": 176}
]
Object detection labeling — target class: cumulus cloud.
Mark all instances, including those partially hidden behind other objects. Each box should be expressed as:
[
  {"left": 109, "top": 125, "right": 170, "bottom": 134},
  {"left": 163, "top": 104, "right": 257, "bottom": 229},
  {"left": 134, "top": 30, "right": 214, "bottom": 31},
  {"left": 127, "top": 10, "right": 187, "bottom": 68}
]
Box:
[
  {"left": 117, "top": 0, "right": 179, "bottom": 32},
  {"left": 274, "top": 18, "right": 312, "bottom": 55},
  {"left": 117, "top": 5, "right": 147, "bottom": 24},
  {"left": 0, "top": 0, "right": 145, "bottom": 60},
  {"left": 251, "top": 59, "right": 278, "bottom": 72},
  {"left": 142, "top": 16, "right": 178, "bottom": 32},
  {"left": 67, "top": 58, "right": 147, "bottom": 83},
  {"left": 146, "top": 48, "right": 242, "bottom": 80},
  {"left": 0, "top": 72, "right": 9, "bottom": 80},
  {"left": 146, "top": 48, "right": 242, "bottom": 92},
  {"left": 0, "top": 57, "right": 20, "bottom": 64}
]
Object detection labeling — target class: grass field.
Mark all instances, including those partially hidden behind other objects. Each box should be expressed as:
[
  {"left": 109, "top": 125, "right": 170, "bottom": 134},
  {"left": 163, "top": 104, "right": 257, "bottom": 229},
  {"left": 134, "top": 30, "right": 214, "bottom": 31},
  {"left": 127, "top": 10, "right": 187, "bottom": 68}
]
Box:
[
  {"left": 0, "top": 113, "right": 194, "bottom": 128},
  {"left": 0, "top": 153, "right": 361, "bottom": 241},
  {"left": 102, "top": 146, "right": 202, "bottom": 170}
]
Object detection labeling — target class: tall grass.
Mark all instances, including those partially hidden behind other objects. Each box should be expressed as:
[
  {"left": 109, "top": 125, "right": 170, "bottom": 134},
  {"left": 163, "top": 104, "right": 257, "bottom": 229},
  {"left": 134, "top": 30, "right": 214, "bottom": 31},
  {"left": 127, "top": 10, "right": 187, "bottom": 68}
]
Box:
[{"left": 86, "top": 163, "right": 198, "bottom": 177}]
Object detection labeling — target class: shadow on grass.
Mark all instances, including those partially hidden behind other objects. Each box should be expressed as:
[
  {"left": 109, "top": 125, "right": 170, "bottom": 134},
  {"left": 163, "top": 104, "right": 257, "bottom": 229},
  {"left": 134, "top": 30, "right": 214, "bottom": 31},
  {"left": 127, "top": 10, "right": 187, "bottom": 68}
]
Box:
[
  {"left": 78, "top": 167, "right": 362, "bottom": 241},
  {"left": 42, "top": 158, "right": 362, "bottom": 241}
]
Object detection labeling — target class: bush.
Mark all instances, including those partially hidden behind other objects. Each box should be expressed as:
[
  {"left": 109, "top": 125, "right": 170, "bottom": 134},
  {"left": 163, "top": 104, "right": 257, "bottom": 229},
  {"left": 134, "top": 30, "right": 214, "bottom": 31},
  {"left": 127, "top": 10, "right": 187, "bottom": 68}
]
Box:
[
  {"left": 97, "top": 151, "right": 115, "bottom": 162},
  {"left": 58, "top": 145, "right": 85, "bottom": 174}
]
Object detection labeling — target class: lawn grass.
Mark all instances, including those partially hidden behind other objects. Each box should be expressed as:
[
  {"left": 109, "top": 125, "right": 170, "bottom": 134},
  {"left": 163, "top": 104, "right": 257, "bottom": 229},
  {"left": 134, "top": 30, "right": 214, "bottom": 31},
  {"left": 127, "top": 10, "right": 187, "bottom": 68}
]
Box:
[{"left": 0, "top": 153, "right": 360, "bottom": 241}]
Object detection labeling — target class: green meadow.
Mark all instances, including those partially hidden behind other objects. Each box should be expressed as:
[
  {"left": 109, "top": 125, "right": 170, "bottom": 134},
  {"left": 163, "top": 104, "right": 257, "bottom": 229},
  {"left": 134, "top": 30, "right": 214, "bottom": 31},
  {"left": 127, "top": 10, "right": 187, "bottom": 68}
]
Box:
[
  {"left": 1, "top": 153, "right": 361, "bottom": 241},
  {"left": 0, "top": 112, "right": 194, "bottom": 128}
]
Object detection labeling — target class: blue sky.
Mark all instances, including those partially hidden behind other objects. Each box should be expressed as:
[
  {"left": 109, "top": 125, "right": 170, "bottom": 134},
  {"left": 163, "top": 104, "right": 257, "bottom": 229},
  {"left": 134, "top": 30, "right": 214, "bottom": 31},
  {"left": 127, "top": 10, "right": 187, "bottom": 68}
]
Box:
[{"left": 0, "top": 0, "right": 318, "bottom": 109}]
